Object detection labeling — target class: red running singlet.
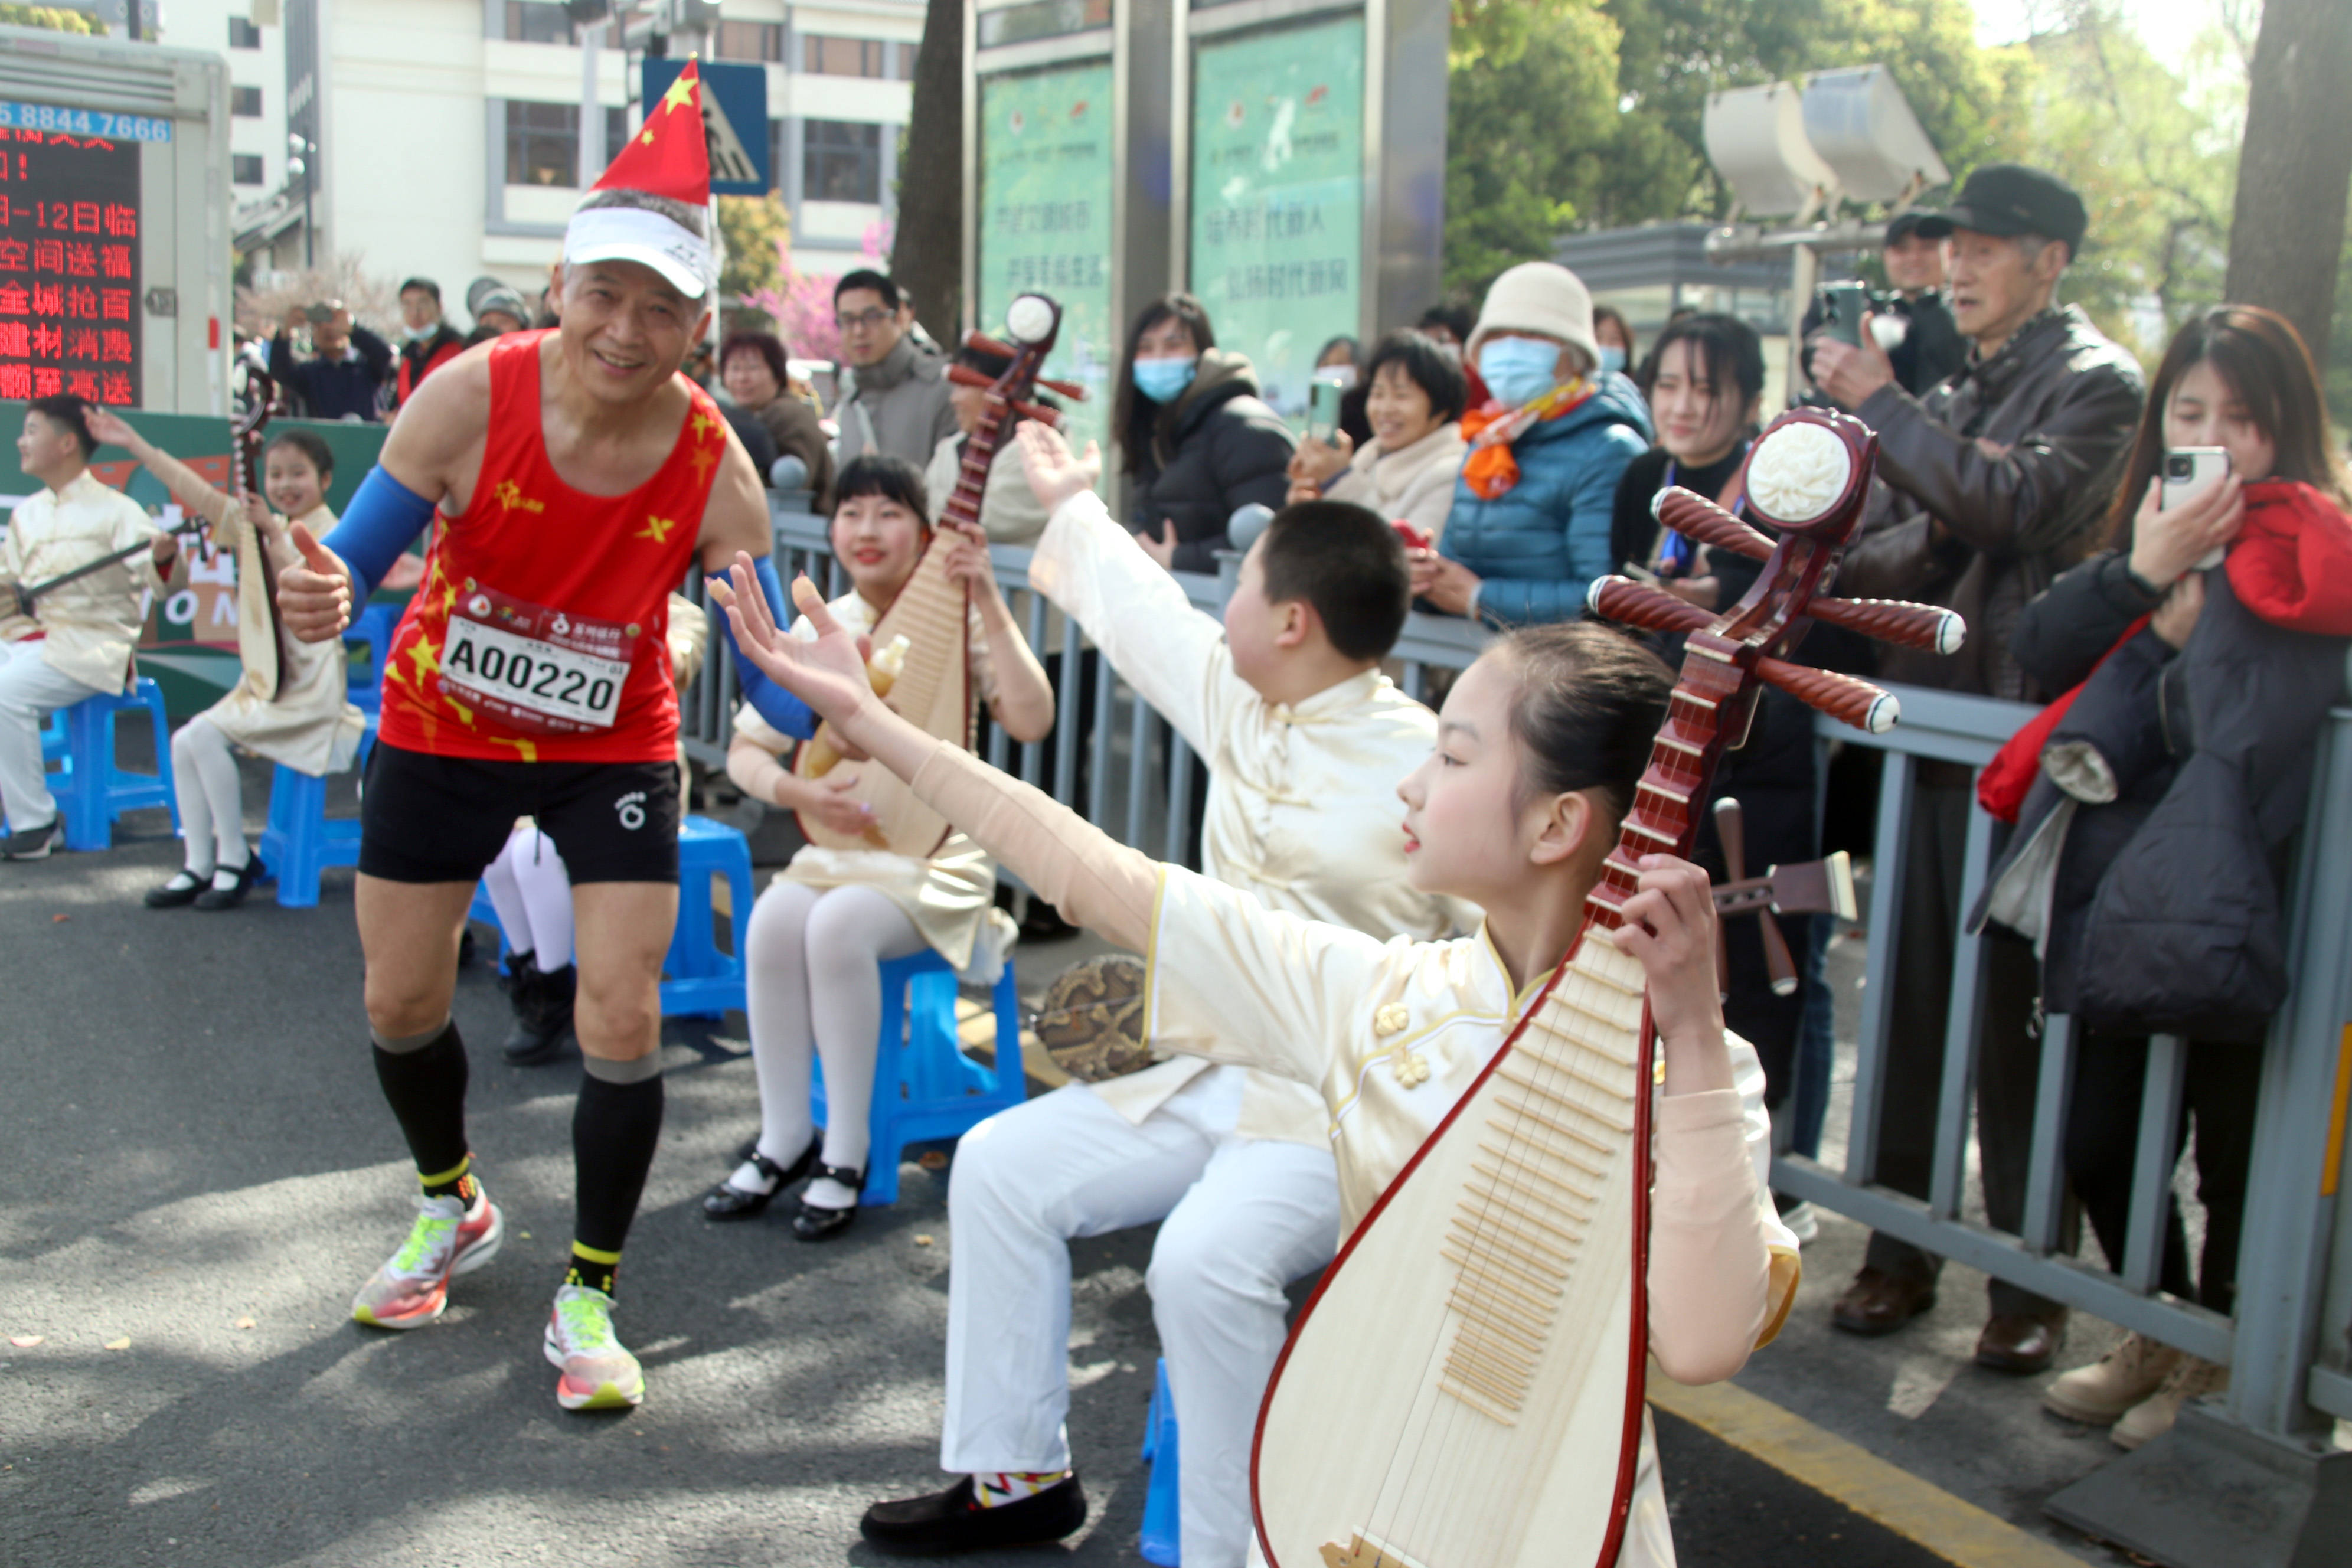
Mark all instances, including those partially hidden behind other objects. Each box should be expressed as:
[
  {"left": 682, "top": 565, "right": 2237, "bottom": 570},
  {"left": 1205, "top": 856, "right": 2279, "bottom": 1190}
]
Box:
[{"left": 377, "top": 331, "right": 726, "bottom": 764}]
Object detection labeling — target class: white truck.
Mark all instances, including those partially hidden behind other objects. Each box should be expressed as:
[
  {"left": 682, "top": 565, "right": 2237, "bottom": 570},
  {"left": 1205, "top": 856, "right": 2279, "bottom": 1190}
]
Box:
[{"left": 0, "top": 24, "right": 230, "bottom": 414}]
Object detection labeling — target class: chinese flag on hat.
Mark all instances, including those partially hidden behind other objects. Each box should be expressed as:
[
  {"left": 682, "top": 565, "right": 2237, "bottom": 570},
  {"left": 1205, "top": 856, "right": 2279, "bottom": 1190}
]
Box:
[{"left": 593, "top": 57, "right": 711, "bottom": 205}]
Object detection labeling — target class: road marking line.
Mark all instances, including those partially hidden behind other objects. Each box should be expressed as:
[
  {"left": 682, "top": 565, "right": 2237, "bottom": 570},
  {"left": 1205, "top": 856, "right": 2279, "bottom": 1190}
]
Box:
[{"left": 1649, "top": 1373, "right": 2090, "bottom": 1568}]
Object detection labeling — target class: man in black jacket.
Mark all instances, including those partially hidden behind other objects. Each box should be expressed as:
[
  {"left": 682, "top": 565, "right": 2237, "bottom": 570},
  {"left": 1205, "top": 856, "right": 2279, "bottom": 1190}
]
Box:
[
  {"left": 1808, "top": 162, "right": 2146, "bottom": 1373},
  {"left": 1802, "top": 211, "right": 1967, "bottom": 398},
  {"left": 269, "top": 300, "right": 393, "bottom": 422}
]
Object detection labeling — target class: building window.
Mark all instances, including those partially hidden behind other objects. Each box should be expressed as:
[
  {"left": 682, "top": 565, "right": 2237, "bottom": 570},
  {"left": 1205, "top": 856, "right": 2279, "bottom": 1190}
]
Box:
[
  {"left": 505, "top": 100, "right": 579, "bottom": 187},
  {"left": 233, "top": 153, "right": 264, "bottom": 185},
  {"left": 803, "top": 119, "right": 880, "bottom": 203},
  {"left": 228, "top": 16, "right": 261, "bottom": 49},
  {"left": 717, "top": 19, "right": 784, "bottom": 62},
  {"left": 503, "top": 1, "right": 574, "bottom": 45},
  {"left": 607, "top": 106, "right": 629, "bottom": 166},
  {"left": 898, "top": 42, "right": 920, "bottom": 80},
  {"left": 232, "top": 85, "right": 264, "bottom": 118},
  {"left": 802, "top": 36, "right": 888, "bottom": 78}
]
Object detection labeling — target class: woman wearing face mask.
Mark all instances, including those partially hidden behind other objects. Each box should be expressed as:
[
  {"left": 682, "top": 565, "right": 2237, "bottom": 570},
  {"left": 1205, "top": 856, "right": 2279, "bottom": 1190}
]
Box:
[
  {"left": 1984, "top": 305, "right": 2352, "bottom": 1452},
  {"left": 1113, "top": 293, "right": 1296, "bottom": 572},
  {"left": 1418, "top": 262, "right": 1653, "bottom": 623},
  {"left": 1285, "top": 329, "right": 1468, "bottom": 543},
  {"left": 85, "top": 410, "right": 368, "bottom": 910},
  {"left": 1592, "top": 303, "right": 1638, "bottom": 384}
]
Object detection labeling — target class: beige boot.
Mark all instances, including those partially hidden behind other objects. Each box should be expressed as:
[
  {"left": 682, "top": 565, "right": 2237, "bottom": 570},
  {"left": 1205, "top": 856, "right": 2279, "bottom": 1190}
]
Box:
[
  {"left": 2112, "top": 1355, "right": 2229, "bottom": 1450},
  {"left": 2042, "top": 1331, "right": 2181, "bottom": 1425}
]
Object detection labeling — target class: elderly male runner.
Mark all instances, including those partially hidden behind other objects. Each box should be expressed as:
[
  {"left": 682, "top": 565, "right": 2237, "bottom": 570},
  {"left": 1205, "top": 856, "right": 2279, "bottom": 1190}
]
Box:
[{"left": 277, "top": 64, "right": 811, "bottom": 1412}]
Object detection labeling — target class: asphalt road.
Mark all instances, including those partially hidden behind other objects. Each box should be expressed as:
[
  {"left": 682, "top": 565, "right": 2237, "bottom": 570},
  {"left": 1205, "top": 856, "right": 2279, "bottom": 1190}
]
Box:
[{"left": 2, "top": 764, "right": 1954, "bottom": 1568}]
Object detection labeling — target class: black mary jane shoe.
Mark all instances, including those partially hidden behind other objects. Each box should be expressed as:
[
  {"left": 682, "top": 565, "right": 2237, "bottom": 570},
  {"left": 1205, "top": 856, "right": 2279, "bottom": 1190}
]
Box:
[
  {"left": 791, "top": 1163, "right": 867, "bottom": 1241},
  {"left": 145, "top": 870, "right": 208, "bottom": 909},
  {"left": 193, "top": 855, "right": 267, "bottom": 911},
  {"left": 701, "top": 1138, "right": 819, "bottom": 1221}
]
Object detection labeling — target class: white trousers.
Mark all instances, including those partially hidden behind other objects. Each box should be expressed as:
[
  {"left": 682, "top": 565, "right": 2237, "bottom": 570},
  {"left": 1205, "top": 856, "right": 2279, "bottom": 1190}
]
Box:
[
  {"left": 482, "top": 825, "right": 574, "bottom": 968},
  {"left": 942, "top": 1073, "right": 1342, "bottom": 1568},
  {"left": 170, "top": 715, "right": 247, "bottom": 875},
  {"left": 0, "top": 641, "right": 107, "bottom": 832},
  {"left": 744, "top": 880, "right": 927, "bottom": 1177}
]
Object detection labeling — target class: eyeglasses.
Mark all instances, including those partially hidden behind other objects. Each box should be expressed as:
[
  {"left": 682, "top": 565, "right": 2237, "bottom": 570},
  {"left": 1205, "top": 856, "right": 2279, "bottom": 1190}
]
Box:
[{"left": 835, "top": 308, "right": 893, "bottom": 332}]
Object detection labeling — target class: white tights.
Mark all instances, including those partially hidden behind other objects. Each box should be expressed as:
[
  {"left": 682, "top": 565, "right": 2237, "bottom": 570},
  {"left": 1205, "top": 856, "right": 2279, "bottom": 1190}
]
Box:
[
  {"left": 742, "top": 880, "right": 927, "bottom": 1204},
  {"left": 481, "top": 826, "right": 574, "bottom": 968},
  {"left": 170, "top": 716, "right": 248, "bottom": 876}
]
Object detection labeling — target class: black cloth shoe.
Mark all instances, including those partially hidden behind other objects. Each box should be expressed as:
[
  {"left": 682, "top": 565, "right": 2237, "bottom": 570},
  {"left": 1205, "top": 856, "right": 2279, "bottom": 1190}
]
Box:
[
  {"left": 145, "top": 870, "right": 207, "bottom": 908},
  {"left": 1, "top": 818, "right": 58, "bottom": 860},
  {"left": 499, "top": 953, "right": 578, "bottom": 1065},
  {"left": 860, "top": 1474, "right": 1087, "bottom": 1555},
  {"left": 194, "top": 855, "right": 265, "bottom": 910},
  {"left": 703, "top": 1136, "right": 820, "bottom": 1220},
  {"left": 792, "top": 1162, "right": 867, "bottom": 1241}
]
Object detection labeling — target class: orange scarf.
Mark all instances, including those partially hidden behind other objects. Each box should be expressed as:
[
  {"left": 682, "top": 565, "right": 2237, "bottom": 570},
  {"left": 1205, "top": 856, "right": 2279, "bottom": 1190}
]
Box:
[{"left": 1458, "top": 379, "right": 1596, "bottom": 499}]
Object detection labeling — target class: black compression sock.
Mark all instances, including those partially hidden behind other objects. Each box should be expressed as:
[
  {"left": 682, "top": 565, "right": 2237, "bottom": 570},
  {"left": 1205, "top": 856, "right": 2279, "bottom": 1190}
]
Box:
[
  {"left": 372, "top": 1020, "right": 471, "bottom": 1184},
  {"left": 568, "top": 1060, "right": 664, "bottom": 1298}
]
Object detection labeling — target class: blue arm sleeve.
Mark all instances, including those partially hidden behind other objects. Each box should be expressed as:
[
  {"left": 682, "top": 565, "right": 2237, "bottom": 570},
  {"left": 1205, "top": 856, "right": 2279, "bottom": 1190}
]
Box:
[
  {"left": 716, "top": 554, "right": 817, "bottom": 741},
  {"left": 319, "top": 465, "right": 437, "bottom": 602}
]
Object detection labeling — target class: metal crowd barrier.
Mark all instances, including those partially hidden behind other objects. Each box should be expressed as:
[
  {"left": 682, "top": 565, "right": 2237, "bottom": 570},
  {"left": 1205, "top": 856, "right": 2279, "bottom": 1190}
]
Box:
[{"left": 676, "top": 504, "right": 2352, "bottom": 1559}]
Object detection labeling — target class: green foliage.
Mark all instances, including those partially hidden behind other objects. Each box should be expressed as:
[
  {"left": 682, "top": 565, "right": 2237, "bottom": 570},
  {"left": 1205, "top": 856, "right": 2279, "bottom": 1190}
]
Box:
[
  {"left": 1443, "top": 0, "right": 1621, "bottom": 297},
  {"left": 716, "top": 194, "right": 792, "bottom": 308},
  {"left": 2021, "top": 5, "right": 2237, "bottom": 357},
  {"left": 0, "top": 4, "right": 104, "bottom": 31},
  {"left": 1442, "top": 0, "right": 2029, "bottom": 299}
]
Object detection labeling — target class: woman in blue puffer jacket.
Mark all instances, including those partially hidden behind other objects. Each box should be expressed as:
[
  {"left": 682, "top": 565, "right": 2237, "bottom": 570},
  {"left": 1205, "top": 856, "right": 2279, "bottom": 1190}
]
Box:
[{"left": 1412, "top": 262, "right": 1654, "bottom": 626}]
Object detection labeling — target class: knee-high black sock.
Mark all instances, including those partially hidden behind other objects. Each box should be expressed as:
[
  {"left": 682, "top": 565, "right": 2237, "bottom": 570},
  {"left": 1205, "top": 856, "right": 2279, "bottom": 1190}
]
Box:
[
  {"left": 372, "top": 1020, "right": 471, "bottom": 1195},
  {"left": 566, "top": 1056, "right": 664, "bottom": 1298}
]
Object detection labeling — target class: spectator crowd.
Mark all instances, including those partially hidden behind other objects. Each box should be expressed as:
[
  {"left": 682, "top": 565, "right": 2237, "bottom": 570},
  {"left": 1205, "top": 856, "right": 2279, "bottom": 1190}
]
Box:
[{"left": 10, "top": 144, "right": 2352, "bottom": 1566}]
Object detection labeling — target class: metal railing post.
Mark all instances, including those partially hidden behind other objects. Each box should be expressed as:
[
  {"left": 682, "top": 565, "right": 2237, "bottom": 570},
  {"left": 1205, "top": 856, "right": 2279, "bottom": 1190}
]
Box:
[{"left": 1844, "top": 749, "right": 1915, "bottom": 1186}]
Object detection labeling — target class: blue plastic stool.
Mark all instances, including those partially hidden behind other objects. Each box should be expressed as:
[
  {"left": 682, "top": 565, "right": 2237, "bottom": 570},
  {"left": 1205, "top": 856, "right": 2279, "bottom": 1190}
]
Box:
[
  {"left": 1139, "top": 1357, "right": 1181, "bottom": 1565},
  {"left": 809, "top": 948, "right": 1027, "bottom": 1207},
  {"left": 46, "top": 678, "right": 178, "bottom": 851},
  {"left": 465, "top": 815, "right": 754, "bottom": 1021},
  {"left": 342, "top": 601, "right": 401, "bottom": 714},
  {"left": 255, "top": 720, "right": 377, "bottom": 908},
  {"left": 662, "top": 815, "right": 756, "bottom": 1019}
]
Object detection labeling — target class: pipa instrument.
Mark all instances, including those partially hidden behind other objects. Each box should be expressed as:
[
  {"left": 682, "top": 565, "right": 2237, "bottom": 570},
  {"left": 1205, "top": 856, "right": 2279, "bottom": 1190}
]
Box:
[
  {"left": 228, "top": 366, "right": 297, "bottom": 701},
  {"left": 792, "top": 292, "right": 1083, "bottom": 855},
  {"left": 1250, "top": 407, "right": 1963, "bottom": 1568}
]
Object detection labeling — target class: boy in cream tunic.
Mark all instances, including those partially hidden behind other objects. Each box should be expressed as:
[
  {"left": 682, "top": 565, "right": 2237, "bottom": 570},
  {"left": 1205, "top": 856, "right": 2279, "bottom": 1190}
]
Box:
[{"left": 874, "top": 424, "right": 1468, "bottom": 1564}]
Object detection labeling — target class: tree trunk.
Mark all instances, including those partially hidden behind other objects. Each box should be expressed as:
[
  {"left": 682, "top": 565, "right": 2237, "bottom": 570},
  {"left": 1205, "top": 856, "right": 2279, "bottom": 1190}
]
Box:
[
  {"left": 890, "top": 0, "right": 964, "bottom": 343},
  {"left": 2223, "top": 0, "right": 2352, "bottom": 375}
]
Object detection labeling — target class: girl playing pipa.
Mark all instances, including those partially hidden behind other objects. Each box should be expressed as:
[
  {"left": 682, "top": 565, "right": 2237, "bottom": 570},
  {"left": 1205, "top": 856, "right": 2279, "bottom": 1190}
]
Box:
[{"left": 724, "top": 406, "right": 1948, "bottom": 1566}]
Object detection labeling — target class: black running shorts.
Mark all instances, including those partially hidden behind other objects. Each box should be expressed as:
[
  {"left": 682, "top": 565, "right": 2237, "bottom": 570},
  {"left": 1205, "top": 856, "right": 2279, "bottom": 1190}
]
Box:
[{"left": 358, "top": 742, "right": 681, "bottom": 886}]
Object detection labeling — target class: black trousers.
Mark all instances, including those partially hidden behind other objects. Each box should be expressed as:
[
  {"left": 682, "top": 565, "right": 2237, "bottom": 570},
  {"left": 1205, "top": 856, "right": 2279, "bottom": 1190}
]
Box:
[
  {"left": 2064, "top": 1031, "right": 2260, "bottom": 1315},
  {"left": 1863, "top": 780, "right": 2066, "bottom": 1317}
]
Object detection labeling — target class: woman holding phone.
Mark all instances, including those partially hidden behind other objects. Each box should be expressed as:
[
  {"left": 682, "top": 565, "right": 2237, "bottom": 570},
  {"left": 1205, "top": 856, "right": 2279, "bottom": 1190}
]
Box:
[{"left": 2002, "top": 304, "right": 2352, "bottom": 1450}]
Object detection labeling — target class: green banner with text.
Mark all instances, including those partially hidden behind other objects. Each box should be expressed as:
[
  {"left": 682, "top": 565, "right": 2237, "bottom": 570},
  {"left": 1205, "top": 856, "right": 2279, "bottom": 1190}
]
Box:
[{"left": 1188, "top": 16, "right": 1365, "bottom": 427}]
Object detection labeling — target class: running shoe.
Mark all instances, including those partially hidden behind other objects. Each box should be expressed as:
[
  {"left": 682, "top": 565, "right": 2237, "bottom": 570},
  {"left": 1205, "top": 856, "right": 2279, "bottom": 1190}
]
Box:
[
  {"left": 350, "top": 1188, "right": 505, "bottom": 1329},
  {"left": 544, "top": 1285, "right": 644, "bottom": 1412}
]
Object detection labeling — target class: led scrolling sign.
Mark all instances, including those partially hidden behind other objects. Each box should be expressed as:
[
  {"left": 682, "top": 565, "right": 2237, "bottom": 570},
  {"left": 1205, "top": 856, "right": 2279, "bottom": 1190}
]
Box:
[{"left": 0, "top": 122, "right": 144, "bottom": 408}]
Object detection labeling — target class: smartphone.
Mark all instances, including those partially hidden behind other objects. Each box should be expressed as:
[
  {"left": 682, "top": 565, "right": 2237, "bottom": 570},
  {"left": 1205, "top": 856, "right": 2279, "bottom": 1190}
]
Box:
[
  {"left": 2160, "top": 446, "right": 2232, "bottom": 569},
  {"left": 1308, "top": 376, "right": 1344, "bottom": 446}
]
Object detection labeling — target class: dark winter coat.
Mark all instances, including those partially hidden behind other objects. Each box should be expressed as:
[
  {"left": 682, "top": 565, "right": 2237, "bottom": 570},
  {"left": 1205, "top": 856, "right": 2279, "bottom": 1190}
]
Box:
[
  {"left": 1974, "top": 566, "right": 2346, "bottom": 1041},
  {"left": 269, "top": 324, "right": 394, "bottom": 423},
  {"left": 1835, "top": 305, "right": 2145, "bottom": 704},
  {"left": 1126, "top": 349, "right": 1296, "bottom": 573}
]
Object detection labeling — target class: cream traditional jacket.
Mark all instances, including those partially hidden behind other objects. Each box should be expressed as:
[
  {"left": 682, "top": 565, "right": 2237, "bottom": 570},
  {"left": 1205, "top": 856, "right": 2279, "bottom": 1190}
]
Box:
[
  {"left": 192, "top": 499, "right": 367, "bottom": 776},
  {"left": 1028, "top": 489, "right": 1466, "bottom": 1146},
  {"left": 0, "top": 472, "right": 172, "bottom": 694}
]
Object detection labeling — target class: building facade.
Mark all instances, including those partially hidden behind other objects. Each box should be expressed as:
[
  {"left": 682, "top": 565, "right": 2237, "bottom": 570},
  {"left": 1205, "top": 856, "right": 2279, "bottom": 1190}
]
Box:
[{"left": 158, "top": 0, "right": 917, "bottom": 326}]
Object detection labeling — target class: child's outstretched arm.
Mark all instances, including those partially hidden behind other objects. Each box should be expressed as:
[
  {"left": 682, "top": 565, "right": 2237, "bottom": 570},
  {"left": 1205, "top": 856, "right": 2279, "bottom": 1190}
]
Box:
[
  {"left": 714, "top": 556, "right": 1155, "bottom": 950},
  {"left": 1616, "top": 855, "right": 1776, "bottom": 1384}
]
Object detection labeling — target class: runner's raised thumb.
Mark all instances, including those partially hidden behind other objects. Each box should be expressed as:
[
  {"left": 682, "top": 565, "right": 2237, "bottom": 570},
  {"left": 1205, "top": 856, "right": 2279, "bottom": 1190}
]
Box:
[{"left": 289, "top": 521, "right": 341, "bottom": 577}]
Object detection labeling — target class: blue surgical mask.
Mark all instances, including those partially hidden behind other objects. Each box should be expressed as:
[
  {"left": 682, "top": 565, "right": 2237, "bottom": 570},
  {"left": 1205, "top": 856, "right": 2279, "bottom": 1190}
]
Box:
[
  {"left": 1132, "top": 354, "right": 1198, "bottom": 404},
  {"left": 1478, "top": 337, "right": 1565, "bottom": 407},
  {"left": 1598, "top": 345, "right": 1628, "bottom": 377}
]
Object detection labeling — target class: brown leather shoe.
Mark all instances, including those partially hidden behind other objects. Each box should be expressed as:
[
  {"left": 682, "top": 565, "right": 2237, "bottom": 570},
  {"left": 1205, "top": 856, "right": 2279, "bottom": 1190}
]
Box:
[
  {"left": 1975, "top": 1308, "right": 2069, "bottom": 1374},
  {"left": 1831, "top": 1267, "right": 1938, "bottom": 1335}
]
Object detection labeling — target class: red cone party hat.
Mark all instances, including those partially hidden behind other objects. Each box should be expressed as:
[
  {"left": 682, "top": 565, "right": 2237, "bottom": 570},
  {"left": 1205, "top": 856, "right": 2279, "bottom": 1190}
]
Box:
[{"left": 563, "top": 58, "right": 714, "bottom": 298}]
